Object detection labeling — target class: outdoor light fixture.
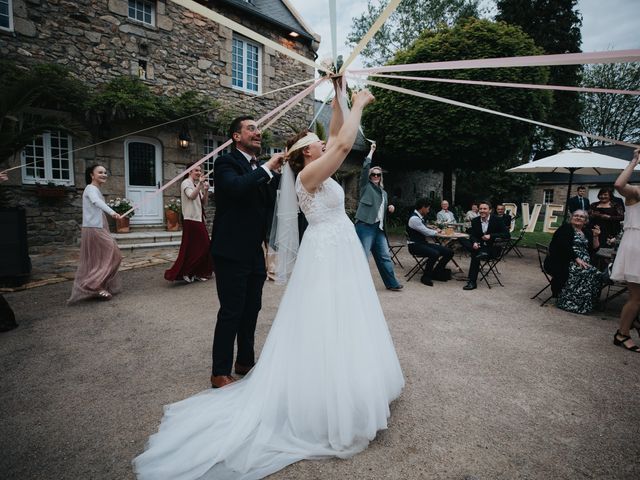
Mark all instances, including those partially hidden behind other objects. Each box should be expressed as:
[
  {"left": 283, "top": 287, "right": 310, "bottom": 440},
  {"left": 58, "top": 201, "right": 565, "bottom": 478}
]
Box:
[
  {"left": 289, "top": 31, "right": 299, "bottom": 38},
  {"left": 178, "top": 127, "right": 191, "bottom": 149}
]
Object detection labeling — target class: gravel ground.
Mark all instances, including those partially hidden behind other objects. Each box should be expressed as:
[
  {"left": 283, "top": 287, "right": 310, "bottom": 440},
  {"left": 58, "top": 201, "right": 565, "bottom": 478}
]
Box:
[{"left": 1, "top": 248, "right": 638, "bottom": 480}]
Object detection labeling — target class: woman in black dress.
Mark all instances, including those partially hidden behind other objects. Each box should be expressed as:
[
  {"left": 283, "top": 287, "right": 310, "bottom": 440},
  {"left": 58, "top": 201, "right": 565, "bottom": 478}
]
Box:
[{"left": 589, "top": 188, "right": 624, "bottom": 245}]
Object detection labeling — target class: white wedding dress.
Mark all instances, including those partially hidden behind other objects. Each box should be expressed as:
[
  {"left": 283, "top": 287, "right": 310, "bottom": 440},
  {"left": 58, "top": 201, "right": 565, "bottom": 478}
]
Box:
[{"left": 134, "top": 177, "right": 404, "bottom": 480}]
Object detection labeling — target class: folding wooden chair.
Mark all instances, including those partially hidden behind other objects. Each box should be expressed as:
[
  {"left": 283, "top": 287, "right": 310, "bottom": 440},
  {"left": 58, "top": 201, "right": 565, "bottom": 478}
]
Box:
[
  {"left": 477, "top": 238, "right": 509, "bottom": 289},
  {"left": 404, "top": 237, "right": 428, "bottom": 281},
  {"left": 531, "top": 243, "right": 553, "bottom": 306},
  {"left": 388, "top": 242, "right": 405, "bottom": 268},
  {"left": 503, "top": 224, "right": 527, "bottom": 259}
]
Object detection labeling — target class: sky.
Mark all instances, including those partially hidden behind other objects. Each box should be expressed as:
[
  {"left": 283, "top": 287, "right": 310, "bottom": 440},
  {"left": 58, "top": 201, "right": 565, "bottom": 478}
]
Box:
[{"left": 286, "top": 0, "right": 640, "bottom": 98}]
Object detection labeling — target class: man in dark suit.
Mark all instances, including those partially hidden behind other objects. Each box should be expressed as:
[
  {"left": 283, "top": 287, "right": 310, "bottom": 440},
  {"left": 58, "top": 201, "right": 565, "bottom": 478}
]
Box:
[
  {"left": 460, "top": 201, "right": 510, "bottom": 291},
  {"left": 568, "top": 186, "right": 589, "bottom": 213},
  {"left": 209, "top": 116, "right": 283, "bottom": 388},
  {"left": 495, "top": 203, "right": 513, "bottom": 231}
]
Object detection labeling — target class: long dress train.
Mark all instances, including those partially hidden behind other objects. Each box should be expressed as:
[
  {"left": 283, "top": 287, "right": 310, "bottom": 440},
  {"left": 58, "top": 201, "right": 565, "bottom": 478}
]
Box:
[{"left": 134, "top": 177, "right": 404, "bottom": 479}]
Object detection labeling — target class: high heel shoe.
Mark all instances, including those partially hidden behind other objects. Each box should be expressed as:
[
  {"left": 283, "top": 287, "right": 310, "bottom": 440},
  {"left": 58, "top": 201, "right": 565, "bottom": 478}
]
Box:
[{"left": 613, "top": 330, "right": 640, "bottom": 353}]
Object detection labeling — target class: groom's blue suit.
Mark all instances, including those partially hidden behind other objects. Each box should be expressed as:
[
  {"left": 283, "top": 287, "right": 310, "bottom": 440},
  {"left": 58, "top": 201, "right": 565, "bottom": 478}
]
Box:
[{"left": 210, "top": 148, "right": 279, "bottom": 378}]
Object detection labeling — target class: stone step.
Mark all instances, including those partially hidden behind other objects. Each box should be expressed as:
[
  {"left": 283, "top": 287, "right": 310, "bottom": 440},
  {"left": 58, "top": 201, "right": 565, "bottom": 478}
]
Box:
[
  {"left": 118, "top": 240, "right": 181, "bottom": 251},
  {"left": 112, "top": 229, "right": 182, "bottom": 248}
]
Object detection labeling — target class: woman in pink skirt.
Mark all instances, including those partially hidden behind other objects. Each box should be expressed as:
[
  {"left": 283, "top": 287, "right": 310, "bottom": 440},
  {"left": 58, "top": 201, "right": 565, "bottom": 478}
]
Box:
[
  {"left": 164, "top": 163, "right": 213, "bottom": 283},
  {"left": 68, "top": 165, "right": 123, "bottom": 303}
]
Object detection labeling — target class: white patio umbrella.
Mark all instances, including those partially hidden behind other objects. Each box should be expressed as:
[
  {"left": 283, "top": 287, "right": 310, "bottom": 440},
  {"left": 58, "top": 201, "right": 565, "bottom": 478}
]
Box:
[{"left": 506, "top": 148, "right": 640, "bottom": 217}]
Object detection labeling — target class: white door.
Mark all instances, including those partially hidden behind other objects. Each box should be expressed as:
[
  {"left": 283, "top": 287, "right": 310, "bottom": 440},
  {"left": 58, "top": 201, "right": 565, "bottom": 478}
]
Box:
[{"left": 125, "top": 137, "right": 163, "bottom": 225}]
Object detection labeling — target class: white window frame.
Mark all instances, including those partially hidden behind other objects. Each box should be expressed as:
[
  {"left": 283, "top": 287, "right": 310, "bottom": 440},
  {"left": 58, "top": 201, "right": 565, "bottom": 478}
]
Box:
[
  {"left": 231, "top": 34, "right": 262, "bottom": 94},
  {"left": 21, "top": 131, "right": 74, "bottom": 186},
  {"left": 128, "top": 0, "right": 155, "bottom": 27},
  {"left": 543, "top": 189, "right": 554, "bottom": 204},
  {"left": 202, "top": 133, "right": 230, "bottom": 190},
  {"left": 0, "top": 0, "right": 14, "bottom": 32}
]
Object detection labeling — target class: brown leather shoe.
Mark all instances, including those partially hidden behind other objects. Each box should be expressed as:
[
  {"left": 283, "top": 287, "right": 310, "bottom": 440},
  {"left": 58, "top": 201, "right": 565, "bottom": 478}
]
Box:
[
  {"left": 234, "top": 363, "right": 254, "bottom": 376},
  {"left": 211, "top": 375, "right": 236, "bottom": 389}
]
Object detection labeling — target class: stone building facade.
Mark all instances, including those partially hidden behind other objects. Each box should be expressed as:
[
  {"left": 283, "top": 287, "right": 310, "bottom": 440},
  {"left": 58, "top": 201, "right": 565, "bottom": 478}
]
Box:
[{"left": 0, "top": 0, "right": 318, "bottom": 248}]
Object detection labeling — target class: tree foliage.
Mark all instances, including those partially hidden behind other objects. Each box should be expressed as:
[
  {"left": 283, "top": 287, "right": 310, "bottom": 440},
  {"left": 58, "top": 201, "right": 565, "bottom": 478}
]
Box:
[
  {"left": 573, "top": 62, "right": 640, "bottom": 147},
  {"left": 496, "top": 0, "right": 582, "bottom": 150},
  {"left": 363, "top": 18, "right": 552, "bottom": 201},
  {"left": 346, "top": 0, "right": 481, "bottom": 67},
  {"left": 0, "top": 61, "right": 88, "bottom": 163}
]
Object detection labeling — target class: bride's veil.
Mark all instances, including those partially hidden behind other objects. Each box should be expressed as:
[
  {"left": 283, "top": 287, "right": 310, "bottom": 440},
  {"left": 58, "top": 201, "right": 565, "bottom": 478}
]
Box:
[{"left": 269, "top": 161, "right": 299, "bottom": 284}]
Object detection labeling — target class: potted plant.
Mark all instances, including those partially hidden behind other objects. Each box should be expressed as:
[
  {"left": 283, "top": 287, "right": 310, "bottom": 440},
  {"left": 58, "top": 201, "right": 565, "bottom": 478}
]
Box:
[
  {"left": 107, "top": 197, "right": 135, "bottom": 233},
  {"left": 164, "top": 197, "right": 181, "bottom": 231}
]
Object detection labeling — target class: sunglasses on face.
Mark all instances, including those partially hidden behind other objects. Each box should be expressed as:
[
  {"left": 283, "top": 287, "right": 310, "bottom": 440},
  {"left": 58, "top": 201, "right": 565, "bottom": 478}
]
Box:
[{"left": 370, "top": 173, "right": 382, "bottom": 177}]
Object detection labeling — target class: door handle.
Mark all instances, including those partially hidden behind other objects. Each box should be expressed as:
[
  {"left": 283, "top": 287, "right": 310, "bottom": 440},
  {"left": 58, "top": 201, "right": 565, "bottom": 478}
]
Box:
[{"left": 157, "top": 182, "right": 161, "bottom": 189}]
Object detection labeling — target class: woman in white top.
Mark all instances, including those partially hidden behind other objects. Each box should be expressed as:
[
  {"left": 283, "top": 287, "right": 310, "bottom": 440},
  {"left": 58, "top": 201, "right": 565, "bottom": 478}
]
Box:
[
  {"left": 164, "top": 163, "right": 213, "bottom": 283},
  {"left": 465, "top": 202, "right": 480, "bottom": 222},
  {"left": 68, "top": 165, "right": 123, "bottom": 303}
]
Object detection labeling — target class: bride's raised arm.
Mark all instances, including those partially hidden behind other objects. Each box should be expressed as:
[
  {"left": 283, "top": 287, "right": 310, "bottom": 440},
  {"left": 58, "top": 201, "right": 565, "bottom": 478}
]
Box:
[{"left": 300, "top": 89, "right": 374, "bottom": 192}]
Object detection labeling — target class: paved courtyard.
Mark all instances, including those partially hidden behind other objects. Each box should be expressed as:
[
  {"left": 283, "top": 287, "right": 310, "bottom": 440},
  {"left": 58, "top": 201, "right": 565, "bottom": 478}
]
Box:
[{"left": 1, "top": 244, "right": 639, "bottom": 479}]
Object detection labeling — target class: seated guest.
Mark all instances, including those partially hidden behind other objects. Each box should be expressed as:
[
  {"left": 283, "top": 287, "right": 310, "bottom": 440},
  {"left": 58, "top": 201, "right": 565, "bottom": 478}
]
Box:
[
  {"left": 495, "top": 203, "right": 513, "bottom": 230},
  {"left": 544, "top": 210, "right": 603, "bottom": 314},
  {"left": 407, "top": 198, "right": 454, "bottom": 286},
  {"left": 568, "top": 186, "right": 589, "bottom": 213},
  {"left": 460, "top": 201, "right": 510, "bottom": 290},
  {"left": 437, "top": 200, "right": 456, "bottom": 224},
  {"left": 588, "top": 187, "right": 624, "bottom": 245},
  {"left": 465, "top": 203, "right": 479, "bottom": 222}
]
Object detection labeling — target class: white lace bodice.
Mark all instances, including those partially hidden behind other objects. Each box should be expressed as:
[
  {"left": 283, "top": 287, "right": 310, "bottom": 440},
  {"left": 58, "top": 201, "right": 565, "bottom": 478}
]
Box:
[{"left": 295, "top": 176, "right": 349, "bottom": 226}]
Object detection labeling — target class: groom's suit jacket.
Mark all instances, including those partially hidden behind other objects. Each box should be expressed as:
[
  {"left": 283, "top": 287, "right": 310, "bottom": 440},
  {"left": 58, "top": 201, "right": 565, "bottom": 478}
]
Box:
[{"left": 210, "top": 148, "right": 279, "bottom": 263}]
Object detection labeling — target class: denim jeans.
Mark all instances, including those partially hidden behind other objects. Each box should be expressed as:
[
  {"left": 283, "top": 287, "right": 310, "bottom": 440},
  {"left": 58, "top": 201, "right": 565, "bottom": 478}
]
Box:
[{"left": 355, "top": 221, "right": 401, "bottom": 289}]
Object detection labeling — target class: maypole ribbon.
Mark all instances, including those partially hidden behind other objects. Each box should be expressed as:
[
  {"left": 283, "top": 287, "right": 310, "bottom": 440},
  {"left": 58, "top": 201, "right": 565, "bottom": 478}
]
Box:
[
  {"left": 0, "top": 78, "right": 318, "bottom": 177},
  {"left": 339, "top": 0, "right": 402, "bottom": 74},
  {"left": 361, "top": 77, "right": 640, "bottom": 149},
  {"left": 122, "top": 77, "right": 325, "bottom": 217},
  {"left": 170, "top": 0, "right": 326, "bottom": 73},
  {"left": 351, "top": 49, "right": 640, "bottom": 75},
  {"left": 359, "top": 73, "right": 640, "bottom": 96}
]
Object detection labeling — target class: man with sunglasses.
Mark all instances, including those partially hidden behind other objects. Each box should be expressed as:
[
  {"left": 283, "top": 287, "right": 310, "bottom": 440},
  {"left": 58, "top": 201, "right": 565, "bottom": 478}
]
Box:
[{"left": 354, "top": 143, "right": 403, "bottom": 291}]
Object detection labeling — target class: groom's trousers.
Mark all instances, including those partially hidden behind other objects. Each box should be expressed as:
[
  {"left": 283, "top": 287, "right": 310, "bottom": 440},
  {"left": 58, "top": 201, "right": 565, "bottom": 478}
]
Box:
[{"left": 212, "top": 250, "right": 266, "bottom": 376}]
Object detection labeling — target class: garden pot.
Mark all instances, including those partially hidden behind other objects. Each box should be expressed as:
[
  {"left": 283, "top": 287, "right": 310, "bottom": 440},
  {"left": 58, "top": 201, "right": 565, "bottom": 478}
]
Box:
[
  {"left": 165, "top": 209, "right": 181, "bottom": 231},
  {"left": 115, "top": 216, "right": 130, "bottom": 233}
]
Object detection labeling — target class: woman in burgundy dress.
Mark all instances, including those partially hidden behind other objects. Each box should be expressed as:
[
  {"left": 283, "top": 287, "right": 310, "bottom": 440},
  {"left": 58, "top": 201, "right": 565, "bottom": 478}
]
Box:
[
  {"left": 588, "top": 187, "right": 624, "bottom": 245},
  {"left": 164, "top": 163, "right": 213, "bottom": 283}
]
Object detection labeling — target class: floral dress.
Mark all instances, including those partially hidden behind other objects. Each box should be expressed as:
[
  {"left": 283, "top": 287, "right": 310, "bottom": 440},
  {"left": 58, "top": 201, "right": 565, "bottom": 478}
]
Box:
[{"left": 556, "top": 230, "right": 603, "bottom": 314}]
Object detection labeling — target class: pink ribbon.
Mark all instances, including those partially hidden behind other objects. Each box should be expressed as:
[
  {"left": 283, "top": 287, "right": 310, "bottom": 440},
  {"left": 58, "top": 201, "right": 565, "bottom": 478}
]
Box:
[
  {"left": 122, "top": 77, "right": 326, "bottom": 217},
  {"left": 350, "top": 49, "right": 640, "bottom": 75},
  {"left": 358, "top": 73, "right": 640, "bottom": 96},
  {"left": 361, "top": 78, "right": 639, "bottom": 149}
]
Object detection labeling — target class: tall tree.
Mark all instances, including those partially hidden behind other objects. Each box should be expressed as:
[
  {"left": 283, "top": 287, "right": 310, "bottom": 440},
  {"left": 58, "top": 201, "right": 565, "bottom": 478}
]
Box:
[
  {"left": 573, "top": 62, "right": 640, "bottom": 147},
  {"left": 346, "top": 0, "right": 481, "bottom": 67},
  {"left": 496, "top": 0, "right": 582, "bottom": 150},
  {"left": 363, "top": 18, "right": 552, "bottom": 201}
]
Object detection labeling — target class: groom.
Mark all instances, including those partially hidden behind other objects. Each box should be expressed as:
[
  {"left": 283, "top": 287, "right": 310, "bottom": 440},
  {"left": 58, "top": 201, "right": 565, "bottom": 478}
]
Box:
[{"left": 210, "top": 116, "right": 284, "bottom": 388}]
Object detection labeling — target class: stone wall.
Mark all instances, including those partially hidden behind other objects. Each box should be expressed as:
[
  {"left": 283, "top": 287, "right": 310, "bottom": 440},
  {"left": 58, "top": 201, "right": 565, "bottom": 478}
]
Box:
[
  {"left": 384, "top": 169, "right": 456, "bottom": 207},
  {"left": 1, "top": 0, "right": 318, "bottom": 247}
]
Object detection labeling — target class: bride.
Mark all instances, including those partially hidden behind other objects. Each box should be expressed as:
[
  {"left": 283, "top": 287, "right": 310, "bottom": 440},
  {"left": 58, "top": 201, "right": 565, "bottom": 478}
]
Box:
[{"left": 133, "top": 85, "right": 404, "bottom": 479}]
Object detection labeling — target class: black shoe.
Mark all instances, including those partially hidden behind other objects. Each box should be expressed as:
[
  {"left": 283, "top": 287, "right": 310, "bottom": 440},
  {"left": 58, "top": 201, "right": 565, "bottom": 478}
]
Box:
[
  {"left": 386, "top": 285, "right": 404, "bottom": 291},
  {"left": 475, "top": 252, "right": 489, "bottom": 260},
  {"left": 463, "top": 281, "right": 477, "bottom": 290},
  {"left": 421, "top": 277, "right": 434, "bottom": 286},
  {"left": 432, "top": 270, "right": 451, "bottom": 282}
]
